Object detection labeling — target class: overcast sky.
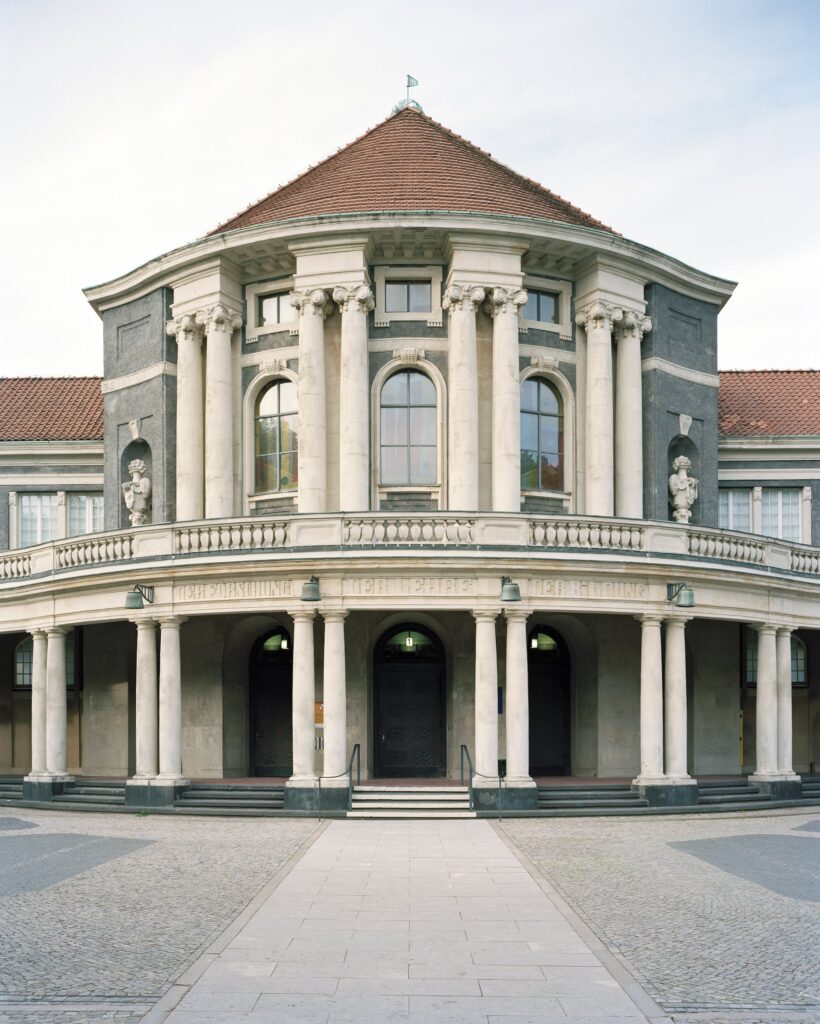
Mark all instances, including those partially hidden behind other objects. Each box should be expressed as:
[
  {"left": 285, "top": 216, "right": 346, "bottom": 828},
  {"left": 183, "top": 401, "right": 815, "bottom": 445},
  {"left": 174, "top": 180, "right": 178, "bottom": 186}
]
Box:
[{"left": 1, "top": 0, "right": 818, "bottom": 376}]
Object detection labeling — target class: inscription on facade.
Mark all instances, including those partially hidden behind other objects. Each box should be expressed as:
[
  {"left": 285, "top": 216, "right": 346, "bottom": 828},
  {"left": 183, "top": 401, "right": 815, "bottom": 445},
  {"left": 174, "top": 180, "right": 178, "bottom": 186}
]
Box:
[
  {"left": 346, "top": 577, "right": 475, "bottom": 596},
  {"left": 175, "top": 579, "right": 293, "bottom": 601},
  {"left": 529, "top": 579, "right": 649, "bottom": 600}
]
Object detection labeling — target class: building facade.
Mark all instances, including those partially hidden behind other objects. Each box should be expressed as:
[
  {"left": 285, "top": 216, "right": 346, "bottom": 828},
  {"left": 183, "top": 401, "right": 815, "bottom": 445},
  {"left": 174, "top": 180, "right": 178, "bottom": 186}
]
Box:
[{"left": 1, "top": 106, "right": 818, "bottom": 810}]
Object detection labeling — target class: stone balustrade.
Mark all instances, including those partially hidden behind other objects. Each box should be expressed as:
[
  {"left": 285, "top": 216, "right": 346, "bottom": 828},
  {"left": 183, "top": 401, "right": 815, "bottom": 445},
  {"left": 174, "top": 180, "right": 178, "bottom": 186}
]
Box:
[{"left": 0, "top": 515, "right": 818, "bottom": 582}]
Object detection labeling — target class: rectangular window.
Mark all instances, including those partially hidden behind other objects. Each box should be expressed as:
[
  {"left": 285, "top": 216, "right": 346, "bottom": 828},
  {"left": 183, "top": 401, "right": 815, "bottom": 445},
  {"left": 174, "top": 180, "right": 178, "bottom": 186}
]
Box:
[
  {"left": 20, "top": 494, "right": 58, "bottom": 547},
  {"left": 524, "top": 290, "right": 559, "bottom": 324},
  {"left": 761, "top": 488, "right": 800, "bottom": 541},
  {"left": 385, "top": 281, "right": 432, "bottom": 313},
  {"left": 67, "top": 494, "right": 104, "bottom": 537},
  {"left": 258, "top": 293, "right": 290, "bottom": 327},
  {"left": 719, "top": 489, "right": 751, "bottom": 533}
]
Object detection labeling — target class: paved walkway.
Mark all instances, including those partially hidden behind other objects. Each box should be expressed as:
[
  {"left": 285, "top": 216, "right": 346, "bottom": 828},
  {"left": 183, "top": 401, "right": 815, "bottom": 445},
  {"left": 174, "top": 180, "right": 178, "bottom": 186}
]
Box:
[{"left": 154, "top": 819, "right": 660, "bottom": 1024}]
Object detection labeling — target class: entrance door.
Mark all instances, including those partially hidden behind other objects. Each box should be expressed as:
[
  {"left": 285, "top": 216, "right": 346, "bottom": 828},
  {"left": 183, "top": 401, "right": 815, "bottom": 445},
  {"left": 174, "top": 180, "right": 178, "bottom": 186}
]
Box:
[
  {"left": 528, "top": 626, "right": 571, "bottom": 775},
  {"left": 374, "top": 625, "right": 445, "bottom": 777},
  {"left": 249, "top": 628, "right": 292, "bottom": 776}
]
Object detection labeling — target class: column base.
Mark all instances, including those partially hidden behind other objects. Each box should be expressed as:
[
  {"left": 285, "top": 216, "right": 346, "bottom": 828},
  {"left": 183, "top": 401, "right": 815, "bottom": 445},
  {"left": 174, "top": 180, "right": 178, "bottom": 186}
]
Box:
[
  {"left": 284, "top": 779, "right": 319, "bottom": 811},
  {"left": 125, "top": 777, "right": 188, "bottom": 807},
  {"left": 22, "top": 775, "right": 73, "bottom": 801},
  {"left": 500, "top": 780, "right": 538, "bottom": 811},
  {"left": 633, "top": 779, "right": 698, "bottom": 807},
  {"left": 472, "top": 777, "right": 500, "bottom": 811},
  {"left": 317, "top": 780, "right": 350, "bottom": 811},
  {"left": 750, "top": 775, "right": 803, "bottom": 800}
]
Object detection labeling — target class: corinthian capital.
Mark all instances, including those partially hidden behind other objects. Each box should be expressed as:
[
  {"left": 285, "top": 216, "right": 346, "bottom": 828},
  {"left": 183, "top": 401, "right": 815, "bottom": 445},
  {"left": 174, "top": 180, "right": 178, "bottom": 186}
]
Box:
[
  {"left": 575, "top": 300, "right": 623, "bottom": 332},
  {"left": 332, "top": 284, "right": 374, "bottom": 314},
  {"left": 442, "top": 283, "right": 485, "bottom": 314},
  {"left": 290, "top": 288, "right": 330, "bottom": 318},
  {"left": 166, "top": 314, "right": 202, "bottom": 340},
  {"left": 618, "top": 309, "right": 652, "bottom": 341},
  {"left": 194, "top": 304, "right": 243, "bottom": 335},
  {"left": 487, "top": 286, "right": 527, "bottom": 318}
]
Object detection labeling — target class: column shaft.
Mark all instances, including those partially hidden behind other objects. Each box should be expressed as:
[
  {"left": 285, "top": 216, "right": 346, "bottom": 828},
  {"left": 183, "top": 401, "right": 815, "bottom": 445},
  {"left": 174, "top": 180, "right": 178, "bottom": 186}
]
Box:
[
  {"left": 135, "top": 620, "right": 159, "bottom": 778},
  {"left": 335, "top": 287, "right": 372, "bottom": 511},
  {"left": 473, "top": 611, "right": 499, "bottom": 783},
  {"left": 636, "top": 615, "right": 664, "bottom": 781},
  {"left": 294, "top": 290, "right": 328, "bottom": 513},
  {"left": 158, "top": 618, "right": 185, "bottom": 781},
  {"left": 202, "top": 307, "right": 240, "bottom": 519},
  {"left": 491, "top": 290, "right": 525, "bottom": 512},
  {"left": 776, "top": 628, "right": 794, "bottom": 776},
  {"left": 28, "top": 631, "right": 48, "bottom": 777},
  {"left": 504, "top": 611, "right": 531, "bottom": 782},
  {"left": 171, "top": 319, "right": 204, "bottom": 521},
  {"left": 615, "top": 314, "right": 648, "bottom": 518},
  {"left": 291, "top": 610, "right": 317, "bottom": 782},
  {"left": 663, "top": 618, "right": 690, "bottom": 779},
  {"left": 578, "top": 303, "right": 619, "bottom": 516},
  {"left": 445, "top": 286, "right": 483, "bottom": 510},
  {"left": 322, "top": 612, "right": 347, "bottom": 781},
  {"left": 45, "top": 627, "right": 69, "bottom": 778},
  {"left": 753, "top": 625, "right": 778, "bottom": 777}
]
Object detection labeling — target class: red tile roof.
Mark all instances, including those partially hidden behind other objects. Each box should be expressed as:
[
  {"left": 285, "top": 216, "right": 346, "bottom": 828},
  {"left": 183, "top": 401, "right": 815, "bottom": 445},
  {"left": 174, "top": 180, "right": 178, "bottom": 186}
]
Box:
[
  {"left": 210, "top": 107, "right": 614, "bottom": 235},
  {"left": 0, "top": 378, "right": 103, "bottom": 441},
  {"left": 719, "top": 371, "right": 820, "bottom": 437}
]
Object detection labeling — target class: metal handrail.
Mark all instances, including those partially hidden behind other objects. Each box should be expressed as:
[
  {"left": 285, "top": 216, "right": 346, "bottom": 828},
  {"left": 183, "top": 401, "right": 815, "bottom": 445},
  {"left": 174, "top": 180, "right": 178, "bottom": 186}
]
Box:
[{"left": 316, "top": 742, "right": 361, "bottom": 818}]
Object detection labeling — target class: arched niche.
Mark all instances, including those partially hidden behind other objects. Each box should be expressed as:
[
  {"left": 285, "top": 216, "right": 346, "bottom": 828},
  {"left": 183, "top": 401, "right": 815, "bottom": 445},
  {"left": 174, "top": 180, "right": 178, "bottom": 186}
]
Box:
[{"left": 120, "top": 439, "right": 153, "bottom": 528}]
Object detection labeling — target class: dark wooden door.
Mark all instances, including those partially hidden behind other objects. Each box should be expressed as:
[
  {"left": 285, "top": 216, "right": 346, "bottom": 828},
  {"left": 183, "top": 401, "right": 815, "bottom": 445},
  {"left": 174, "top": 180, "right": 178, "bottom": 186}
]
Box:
[
  {"left": 528, "top": 629, "right": 570, "bottom": 776},
  {"left": 250, "top": 631, "right": 293, "bottom": 776},
  {"left": 375, "top": 664, "right": 444, "bottom": 777}
]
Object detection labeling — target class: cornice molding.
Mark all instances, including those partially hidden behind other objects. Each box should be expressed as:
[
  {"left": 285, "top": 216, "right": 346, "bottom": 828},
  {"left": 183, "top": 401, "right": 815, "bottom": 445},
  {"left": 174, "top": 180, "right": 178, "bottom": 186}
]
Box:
[
  {"left": 101, "top": 361, "right": 177, "bottom": 395},
  {"left": 641, "top": 356, "right": 719, "bottom": 389}
]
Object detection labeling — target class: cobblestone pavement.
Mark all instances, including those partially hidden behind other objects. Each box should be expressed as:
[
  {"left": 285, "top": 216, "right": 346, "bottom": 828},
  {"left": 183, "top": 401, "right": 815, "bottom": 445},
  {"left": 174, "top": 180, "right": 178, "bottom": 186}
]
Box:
[
  {"left": 0, "top": 809, "right": 318, "bottom": 1024},
  {"left": 503, "top": 809, "right": 820, "bottom": 1024}
]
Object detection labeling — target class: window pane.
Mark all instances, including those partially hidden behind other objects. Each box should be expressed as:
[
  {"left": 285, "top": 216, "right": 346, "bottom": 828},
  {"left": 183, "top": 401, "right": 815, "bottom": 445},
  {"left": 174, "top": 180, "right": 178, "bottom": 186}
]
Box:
[
  {"left": 381, "top": 446, "right": 408, "bottom": 485},
  {"left": 409, "top": 446, "right": 436, "bottom": 484},
  {"left": 259, "top": 294, "right": 282, "bottom": 326},
  {"left": 521, "top": 413, "right": 539, "bottom": 451},
  {"left": 539, "top": 416, "right": 559, "bottom": 455},
  {"left": 540, "top": 454, "right": 561, "bottom": 491},
  {"left": 255, "top": 455, "right": 277, "bottom": 492},
  {"left": 279, "top": 451, "right": 297, "bottom": 490},
  {"left": 408, "top": 371, "right": 435, "bottom": 406},
  {"left": 539, "top": 381, "right": 559, "bottom": 415},
  {"left": 520, "top": 379, "right": 538, "bottom": 413},
  {"left": 279, "top": 415, "right": 298, "bottom": 453},
  {"left": 732, "top": 491, "right": 750, "bottom": 532},
  {"left": 521, "top": 452, "right": 538, "bottom": 490},
  {"left": 537, "top": 292, "right": 558, "bottom": 323},
  {"left": 256, "top": 418, "right": 278, "bottom": 457},
  {"left": 745, "top": 630, "right": 757, "bottom": 685},
  {"left": 381, "top": 372, "right": 407, "bottom": 406},
  {"left": 408, "top": 282, "right": 432, "bottom": 313},
  {"left": 719, "top": 490, "right": 729, "bottom": 528},
  {"left": 524, "top": 293, "right": 538, "bottom": 322},
  {"left": 381, "top": 408, "right": 407, "bottom": 445},
  {"left": 65, "top": 632, "right": 74, "bottom": 689},
  {"left": 791, "top": 637, "right": 806, "bottom": 684},
  {"left": 409, "top": 407, "right": 436, "bottom": 446},
  {"left": 15, "top": 638, "right": 32, "bottom": 687},
  {"left": 278, "top": 380, "right": 297, "bottom": 414},
  {"left": 781, "top": 490, "right": 800, "bottom": 541},
  {"left": 257, "top": 385, "right": 279, "bottom": 417},
  {"left": 91, "top": 496, "right": 104, "bottom": 532},
  {"left": 385, "top": 283, "right": 408, "bottom": 313},
  {"left": 68, "top": 494, "right": 85, "bottom": 537}
]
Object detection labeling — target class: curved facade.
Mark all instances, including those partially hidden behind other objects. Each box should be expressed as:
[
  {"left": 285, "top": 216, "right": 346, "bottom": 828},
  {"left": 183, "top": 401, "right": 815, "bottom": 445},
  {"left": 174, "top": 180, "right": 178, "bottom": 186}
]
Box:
[{"left": 2, "top": 107, "right": 819, "bottom": 811}]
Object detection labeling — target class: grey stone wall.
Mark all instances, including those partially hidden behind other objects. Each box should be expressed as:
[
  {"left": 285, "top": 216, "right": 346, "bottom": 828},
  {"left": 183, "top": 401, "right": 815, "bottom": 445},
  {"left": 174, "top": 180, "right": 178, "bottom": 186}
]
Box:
[
  {"left": 102, "top": 288, "right": 176, "bottom": 528},
  {"left": 643, "top": 284, "right": 720, "bottom": 525}
]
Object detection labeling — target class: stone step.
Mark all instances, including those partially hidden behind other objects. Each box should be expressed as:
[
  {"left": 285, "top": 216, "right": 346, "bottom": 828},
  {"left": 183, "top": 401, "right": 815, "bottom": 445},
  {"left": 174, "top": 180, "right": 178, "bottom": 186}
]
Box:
[
  {"left": 347, "top": 810, "right": 477, "bottom": 819},
  {"left": 537, "top": 790, "right": 642, "bottom": 802},
  {"left": 52, "top": 793, "right": 125, "bottom": 805},
  {"left": 69, "top": 786, "right": 127, "bottom": 797},
  {"left": 538, "top": 798, "right": 649, "bottom": 809},
  {"left": 697, "top": 785, "right": 759, "bottom": 795},
  {"left": 184, "top": 784, "right": 286, "bottom": 793},
  {"left": 353, "top": 786, "right": 469, "bottom": 794},
  {"left": 352, "top": 792, "right": 469, "bottom": 802},
  {"left": 178, "top": 789, "right": 284, "bottom": 800},
  {"left": 537, "top": 784, "right": 635, "bottom": 793},
  {"left": 351, "top": 801, "right": 470, "bottom": 811},
  {"left": 698, "top": 792, "right": 770, "bottom": 804},
  {"left": 175, "top": 798, "right": 284, "bottom": 809}
]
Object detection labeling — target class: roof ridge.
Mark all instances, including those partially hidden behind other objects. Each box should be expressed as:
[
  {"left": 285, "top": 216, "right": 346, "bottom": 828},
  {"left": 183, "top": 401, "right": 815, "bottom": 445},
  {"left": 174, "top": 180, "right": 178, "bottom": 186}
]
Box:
[{"left": 0, "top": 375, "right": 102, "bottom": 381}]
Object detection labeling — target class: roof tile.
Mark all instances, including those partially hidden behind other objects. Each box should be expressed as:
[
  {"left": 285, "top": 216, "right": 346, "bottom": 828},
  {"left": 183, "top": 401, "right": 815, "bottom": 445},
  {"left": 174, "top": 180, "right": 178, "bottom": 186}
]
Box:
[
  {"left": 719, "top": 371, "right": 820, "bottom": 437},
  {"left": 0, "top": 378, "right": 103, "bottom": 441}
]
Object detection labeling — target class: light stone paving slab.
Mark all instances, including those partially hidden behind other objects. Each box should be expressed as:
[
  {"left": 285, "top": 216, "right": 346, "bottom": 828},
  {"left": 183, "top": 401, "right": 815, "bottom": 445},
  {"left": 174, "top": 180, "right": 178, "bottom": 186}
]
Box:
[{"left": 159, "top": 819, "right": 654, "bottom": 1024}]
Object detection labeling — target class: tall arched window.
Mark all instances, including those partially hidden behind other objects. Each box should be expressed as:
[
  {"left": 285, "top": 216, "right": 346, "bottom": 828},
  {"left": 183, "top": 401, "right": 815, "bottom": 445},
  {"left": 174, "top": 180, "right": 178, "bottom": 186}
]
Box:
[
  {"left": 379, "top": 370, "right": 437, "bottom": 486},
  {"left": 521, "top": 377, "right": 563, "bottom": 491},
  {"left": 255, "top": 380, "right": 298, "bottom": 493}
]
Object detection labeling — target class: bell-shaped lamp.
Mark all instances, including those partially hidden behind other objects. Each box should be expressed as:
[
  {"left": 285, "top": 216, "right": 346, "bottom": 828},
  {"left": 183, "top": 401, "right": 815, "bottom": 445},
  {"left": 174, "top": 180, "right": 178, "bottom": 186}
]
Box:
[
  {"left": 300, "top": 576, "right": 321, "bottom": 602},
  {"left": 500, "top": 576, "right": 521, "bottom": 602}
]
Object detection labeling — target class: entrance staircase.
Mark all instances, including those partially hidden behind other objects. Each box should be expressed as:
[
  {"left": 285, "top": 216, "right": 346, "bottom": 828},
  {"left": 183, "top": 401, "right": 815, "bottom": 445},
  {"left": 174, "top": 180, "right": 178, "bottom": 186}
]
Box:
[
  {"left": 174, "top": 783, "right": 285, "bottom": 814},
  {"left": 0, "top": 777, "right": 23, "bottom": 803},
  {"left": 537, "top": 783, "right": 648, "bottom": 815},
  {"left": 52, "top": 780, "right": 126, "bottom": 808},
  {"left": 349, "top": 784, "right": 475, "bottom": 818}
]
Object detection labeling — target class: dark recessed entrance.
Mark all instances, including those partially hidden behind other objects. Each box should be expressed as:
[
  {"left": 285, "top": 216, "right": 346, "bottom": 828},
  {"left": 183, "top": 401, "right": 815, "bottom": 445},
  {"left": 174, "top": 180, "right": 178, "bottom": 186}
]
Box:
[
  {"left": 373, "top": 624, "right": 445, "bottom": 778},
  {"left": 249, "top": 627, "right": 292, "bottom": 776},
  {"left": 528, "top": 626, "right": 571, "bottom": 776}
]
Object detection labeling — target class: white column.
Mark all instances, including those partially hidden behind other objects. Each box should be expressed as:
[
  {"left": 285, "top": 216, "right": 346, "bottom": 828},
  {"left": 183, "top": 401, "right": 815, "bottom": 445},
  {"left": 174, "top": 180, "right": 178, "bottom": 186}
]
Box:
[
  {"left": 489, "top": 287, "right": 527, "bottom": 512},
  {"left": 752, "top": 624, "right": 778, "bottom": 778},
  {"left": 321, "top": 611, "right": 348, "bottom": 784},
  {"left": 444, "top": 284, "right": 485, "bottom": 510},
  {"left": 167, "top": 315, "right": 204, "bottom": 521},
  {"left": 290, "top": 608, "right": 317, "bottom": 784},
  {"left": 615, "top": 311, "right": 651, "bottom": 519},
  {"left": 504, "top": 609, "right": 532, "bottom": 785},
  {"left": 198, "top": 304, "right": 242, "bottom": 520},
  {"left": 45, "top": 626, "right": 70, "bottom": 779},
  {"left": 576, "top": 301, "right": 621, "bottom": 517},
  {"left": 776, "top": 627, "right": 798, "bottom": 778},
  {"left": 25, "top": 629, "right": 48, "bottom": 778},
  {"left": 634, "top": 614, "right": 664, "bottom": 783},
  {"left": 157, "top": 616, "right": 186, "bottom": 782},
  {"left": 292, "top": 289, "right": 329, "bottom": 514},
  {"left": 473, "top": 609, "right": 499, "bottom": 785},
  {"left": 134, "top": 620, "right": 159, "bottom": 779},
  {"left": 663, "top": 617, "right": 691, "bottom": 780},
  {"left": 334, "top": 285, "right": 374, "bottom": 511}
]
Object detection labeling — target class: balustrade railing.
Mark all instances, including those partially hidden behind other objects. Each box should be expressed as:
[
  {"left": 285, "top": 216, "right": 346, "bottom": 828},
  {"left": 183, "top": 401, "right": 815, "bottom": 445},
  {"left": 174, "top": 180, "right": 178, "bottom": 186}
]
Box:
[
  {"left": 686, "top": 529, "right": 767, "bottom": 565},
  {"left": 0, "top": 551, "right": 31, "bottom": 579},
  {"left": 343, "top": 517, "right": 474, "bottom": 545},
  {"left": 174, "top": 520, "right": 291, "bottom": 554},
  {"left": 55, "top": 533, "right": 134, "bottom": 569},
  {"left": 529, "top": 518, "right": 643, "bottom": 551}
]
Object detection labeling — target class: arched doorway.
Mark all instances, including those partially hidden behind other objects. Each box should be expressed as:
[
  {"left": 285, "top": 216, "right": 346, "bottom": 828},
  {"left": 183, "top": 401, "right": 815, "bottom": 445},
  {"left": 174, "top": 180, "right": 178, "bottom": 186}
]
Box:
[
  {"left": 373, "top": 623, "right": 446, "bottom": 778},
  {"left": 249, "top": 627, "right": 292, "bottom": 776},
  {"left": 528, "top": 626, "right": 571, "bottom": 776}
]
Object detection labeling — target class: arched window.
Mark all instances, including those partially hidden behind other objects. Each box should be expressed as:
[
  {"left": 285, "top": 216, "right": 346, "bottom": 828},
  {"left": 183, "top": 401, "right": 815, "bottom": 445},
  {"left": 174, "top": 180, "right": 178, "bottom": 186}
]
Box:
[
  {"left": 521, "top": 377, "right": 563, "bottom": 491},
  {"left": 255, "top": 380, "right": 298, "bottom": 493},
  {"left": 14, "top": 632, "right": 76, "bottom": 688},
  {"left": 743, "top": 630, "right": 808, "bottom": 687},
  {"left": 379, "top": 370, "right": 437, "bottom": 486}
]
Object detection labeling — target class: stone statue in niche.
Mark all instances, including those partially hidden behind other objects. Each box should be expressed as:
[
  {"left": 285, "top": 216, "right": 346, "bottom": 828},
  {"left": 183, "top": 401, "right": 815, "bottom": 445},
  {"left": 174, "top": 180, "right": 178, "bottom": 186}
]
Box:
[
  {"left": 122, "top": 459, "right": 152, "bottom": 526},
  {"left": 668, "top": 455, "right": 698, "bottom": 524}
]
